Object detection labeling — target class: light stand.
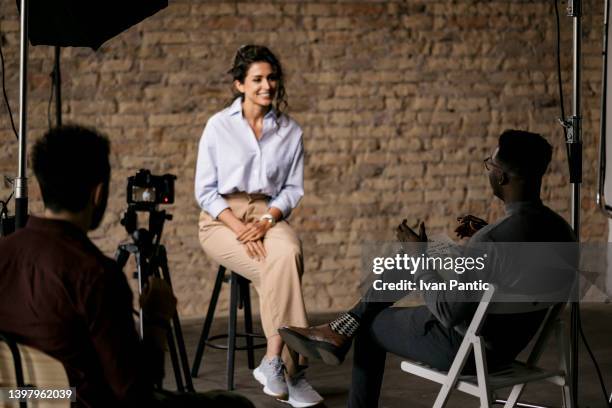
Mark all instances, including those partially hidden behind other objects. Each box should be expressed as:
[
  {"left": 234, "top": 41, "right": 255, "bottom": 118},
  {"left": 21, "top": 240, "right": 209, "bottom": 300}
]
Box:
[
  {"left": 565, "top": 1, "right": 582, "bottom": 406},
  {"left": 53, "top": 46, "right": 62, "bottom": 126},
  {"left": 12, "top": 0, "right": 168, "bottom": 230},
  {"left": 15, "top": 20, "right": 64, "bottom": 232},
  {"left": 15, "top": 0, "right": 29, "bottom": 230}
]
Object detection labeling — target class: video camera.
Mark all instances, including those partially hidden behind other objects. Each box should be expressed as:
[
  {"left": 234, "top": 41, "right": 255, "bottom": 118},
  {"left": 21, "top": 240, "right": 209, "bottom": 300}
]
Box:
[
  {"left": 127, "top": 169, "right": 176, "bottom": 206},
  {"left": 121, "top": 169, "right": 176, "bottom": 236}
]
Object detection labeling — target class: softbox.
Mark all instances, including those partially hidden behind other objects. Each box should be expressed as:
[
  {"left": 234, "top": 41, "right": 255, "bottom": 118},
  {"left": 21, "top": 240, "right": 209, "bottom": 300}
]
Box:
[{"left": 25, "top": 0, "right": 168, "bottom": 50}]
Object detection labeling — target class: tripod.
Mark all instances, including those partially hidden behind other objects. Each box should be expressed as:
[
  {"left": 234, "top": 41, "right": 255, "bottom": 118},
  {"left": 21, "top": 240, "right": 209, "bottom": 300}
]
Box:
[{"left": 115, "top": 204, "right": 194, "bottom": 392}]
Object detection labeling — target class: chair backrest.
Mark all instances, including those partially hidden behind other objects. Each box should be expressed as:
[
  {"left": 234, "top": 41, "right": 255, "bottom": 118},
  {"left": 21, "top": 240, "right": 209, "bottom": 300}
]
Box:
[
  {"left": 0, "top": 335, "right": 71, "bottom": 407},
  {"left": 486, "top": 285, "right": 571, "bottom": 315},
  {"left": 466, "top": 286, "right": 566, "bottom": 369}
]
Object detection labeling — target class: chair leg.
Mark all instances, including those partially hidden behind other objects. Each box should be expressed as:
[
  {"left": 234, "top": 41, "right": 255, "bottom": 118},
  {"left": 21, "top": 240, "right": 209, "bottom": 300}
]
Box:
[
  {"left": 562, "top": 384, "right": 573, "bottom": 408},
  {"left": 473, "top": 337, "right": 491, "bottom": 408},
  {"left": 557, "top": 320, "right": 573, "bottom": 408},
  {"left": 241, "top": 278, "right": 256, "bottom": 370},
  {"left": 227, "top": 272, "right": 239, "bottom": 391},
  {"left": 503, "top": 384, "right": 525, "bottom": 408},
  {"left": 191, "top": 266, "right": 225, "bottom": 378},
  {"left": 433, "top": 337, "right": 474, "bottom": 408}
]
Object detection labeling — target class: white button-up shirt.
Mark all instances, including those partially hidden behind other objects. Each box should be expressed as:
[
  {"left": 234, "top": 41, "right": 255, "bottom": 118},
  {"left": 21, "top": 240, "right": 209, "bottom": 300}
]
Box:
[{"left": 195, "top": 98, "right": 304, "bottom": 219}]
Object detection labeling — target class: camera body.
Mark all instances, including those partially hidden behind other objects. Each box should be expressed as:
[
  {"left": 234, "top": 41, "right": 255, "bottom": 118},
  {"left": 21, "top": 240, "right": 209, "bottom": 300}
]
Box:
[{"left": 127, "top": 169, "right": 176, "bottom": 206}]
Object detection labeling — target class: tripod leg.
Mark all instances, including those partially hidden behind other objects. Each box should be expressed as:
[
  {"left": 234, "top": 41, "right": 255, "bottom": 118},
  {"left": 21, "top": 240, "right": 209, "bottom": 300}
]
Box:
[
  {"left": 192, "top": 266, "right": 225, "bottom": 378},
  {"left": 241, "top": 278, "right": 255, "bottom": 370},
  {"left": 170, "top": 314, "right": 194, "bottom": 391},
  {"left": 134, "top": 252, "right": 147, "bottom": 339},
  {"left": 157, "top": 246, "right": 194, "bottom": 392},
  {"left": 151, "top": 251, "right": 184, "bottom": 392},
  {"left": 227, "top": 272, "right": 239, "bottom": 391},
  {"left": 165, "top": 322, "right": 184, "bottom": 392}
]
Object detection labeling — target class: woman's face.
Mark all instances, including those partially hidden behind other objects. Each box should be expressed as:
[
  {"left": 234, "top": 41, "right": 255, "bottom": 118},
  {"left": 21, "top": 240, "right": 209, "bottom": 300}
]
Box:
[{"left": 235, "top": 62, "right": 278, "bottom": 109}]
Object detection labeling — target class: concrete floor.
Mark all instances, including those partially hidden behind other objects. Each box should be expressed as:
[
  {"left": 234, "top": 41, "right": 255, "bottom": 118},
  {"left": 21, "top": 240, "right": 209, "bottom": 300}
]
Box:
[{"left": 166, "top": 304, "right": 612, "bottom": 408}]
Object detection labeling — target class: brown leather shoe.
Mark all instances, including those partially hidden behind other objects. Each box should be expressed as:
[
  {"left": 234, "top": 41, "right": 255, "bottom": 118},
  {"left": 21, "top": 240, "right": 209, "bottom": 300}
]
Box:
[{"left": 279, "top": 324, "right": 352, "bottom": 366}]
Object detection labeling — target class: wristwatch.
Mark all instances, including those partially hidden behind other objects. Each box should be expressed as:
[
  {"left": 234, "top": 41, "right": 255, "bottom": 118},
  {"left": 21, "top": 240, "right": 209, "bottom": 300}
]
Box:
[{"left": 260, "top": 214, "right": 276, "bottom": 227}]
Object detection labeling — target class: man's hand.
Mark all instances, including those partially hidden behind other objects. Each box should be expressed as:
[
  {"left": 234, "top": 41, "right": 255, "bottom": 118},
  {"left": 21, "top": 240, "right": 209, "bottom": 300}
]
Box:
[
  {"left": 139, "top": 277, "right": 177, "bottom": 323},
  {"left": 236, "top": 220, "right": 271, "bottom": 243},
  {"left": 396, "top": 219, "right": 427, "bottom": 242},
  {"left": 455, "top": 214, "right": 488, "bottom": 239}
]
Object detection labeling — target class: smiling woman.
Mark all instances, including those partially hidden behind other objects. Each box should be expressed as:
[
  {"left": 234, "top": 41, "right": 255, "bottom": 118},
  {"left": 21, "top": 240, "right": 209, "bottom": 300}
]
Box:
[
  {"left": 227, "top": 45, "right": 288, "bottom": 129},
  {"left": 193, "top": 45, "right": 323, "bottom": 407}
]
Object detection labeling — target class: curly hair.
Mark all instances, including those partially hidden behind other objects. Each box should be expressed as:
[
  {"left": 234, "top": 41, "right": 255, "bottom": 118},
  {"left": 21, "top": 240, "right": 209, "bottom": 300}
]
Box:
[{"left": 227, "top": 44, "right": 288, "bottom": 120}]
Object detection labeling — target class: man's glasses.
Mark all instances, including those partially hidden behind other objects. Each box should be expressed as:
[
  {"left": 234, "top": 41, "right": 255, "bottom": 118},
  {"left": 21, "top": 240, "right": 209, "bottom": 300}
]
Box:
[{"left": 484, "top": 156, "right": 503, "bottom": 171}]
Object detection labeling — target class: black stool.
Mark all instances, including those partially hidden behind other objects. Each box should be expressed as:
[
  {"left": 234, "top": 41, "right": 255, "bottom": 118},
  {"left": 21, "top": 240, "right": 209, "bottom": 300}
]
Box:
[{"left": 191, "top": 265, "right": 266, "bottom": 390}]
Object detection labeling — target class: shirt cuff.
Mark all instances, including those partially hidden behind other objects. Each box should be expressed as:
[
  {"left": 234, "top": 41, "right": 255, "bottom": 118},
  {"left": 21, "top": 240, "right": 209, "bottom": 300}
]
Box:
[
  {"left": 206, "top": 197, "right": 230, "bottom": 219},
  {"left": 268, "top": 198, "right": 291, "bottom": 219}
]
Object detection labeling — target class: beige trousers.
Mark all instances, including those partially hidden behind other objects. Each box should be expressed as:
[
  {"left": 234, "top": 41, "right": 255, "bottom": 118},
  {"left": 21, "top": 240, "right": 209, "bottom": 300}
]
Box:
[{"left": 198, "top": 193, "right": 309, "bottom": 375}]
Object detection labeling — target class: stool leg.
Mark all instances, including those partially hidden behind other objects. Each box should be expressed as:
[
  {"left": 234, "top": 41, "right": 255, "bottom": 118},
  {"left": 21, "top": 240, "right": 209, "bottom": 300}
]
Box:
[
  {"left": 191, "top": 266, "right": 225, "bottom": 378},
  {"left": 241, "top": 279, "right": 256, "bottom": 370},
  {"left": 227, "top": 272, "right": 239, "bottom": 390}
]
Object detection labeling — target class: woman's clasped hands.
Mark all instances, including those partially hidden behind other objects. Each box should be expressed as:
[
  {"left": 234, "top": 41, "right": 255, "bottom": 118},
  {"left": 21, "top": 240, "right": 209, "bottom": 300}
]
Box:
[{"left": 236, "top": 220, "right": 271, "bottom": 261}]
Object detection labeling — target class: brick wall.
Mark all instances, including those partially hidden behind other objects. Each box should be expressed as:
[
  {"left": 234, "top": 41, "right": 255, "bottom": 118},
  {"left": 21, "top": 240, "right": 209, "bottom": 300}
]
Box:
[{"left": 0, "top": 1, "right": 607, "bottom": 317}]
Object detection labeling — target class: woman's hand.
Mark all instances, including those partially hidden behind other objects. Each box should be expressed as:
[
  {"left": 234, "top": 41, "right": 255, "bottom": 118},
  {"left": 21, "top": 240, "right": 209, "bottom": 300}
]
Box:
[
  {"left": 236, "top": 220, "right": 271, "bottom": 243},
  {"left": 243, "top": 238, "right": 267, "bottom": 261},
  {"left": 217, "top": 209, "right": 273, "bottom": 261}
]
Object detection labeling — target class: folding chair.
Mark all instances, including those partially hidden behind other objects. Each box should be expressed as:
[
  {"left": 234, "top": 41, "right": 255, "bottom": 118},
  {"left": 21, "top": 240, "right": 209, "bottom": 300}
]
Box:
[
  {"left": 400, "top": 286, "right": 572, "bottom": 408},
  {"left": 0, "top": 333, "right": 71, "bottom": 408}
]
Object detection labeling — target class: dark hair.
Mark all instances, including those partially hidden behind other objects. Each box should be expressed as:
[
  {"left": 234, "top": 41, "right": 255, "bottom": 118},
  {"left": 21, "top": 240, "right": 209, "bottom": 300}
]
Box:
[
  {"left": 32, "top": 125, "right": 110, "bottom": 213},
  {"left": 227, "top": 44, "right": 288, "bottom": 118},
  {"left": 496, "top": 129, "right": 553, "bottom": 179}
]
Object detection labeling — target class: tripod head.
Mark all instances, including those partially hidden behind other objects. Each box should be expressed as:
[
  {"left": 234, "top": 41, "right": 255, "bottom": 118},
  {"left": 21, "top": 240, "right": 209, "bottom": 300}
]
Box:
[
  {"left": 120, "top": 169, "right": 176, "bottom": 250},
  {"left": 120, "top": 203, "right": 172, "bottom": 252},
  {"left": 117, "top": 169, "right": 176, "bottom": 279}
]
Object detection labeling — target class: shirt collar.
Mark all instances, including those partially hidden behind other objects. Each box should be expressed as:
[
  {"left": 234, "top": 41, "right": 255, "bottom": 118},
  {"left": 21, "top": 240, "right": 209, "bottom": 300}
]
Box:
[
  {"left": 228, "top": 97, "right": 277, "bottom": 121},
  {"left": 228, "top": 97, "right": 243, "bottom": 116},
  {"left": 25, "top": 215, "right": 89, "bottom": 241},
  {"left": 504, "top": 199, "right": 543, "bottom": 215}
]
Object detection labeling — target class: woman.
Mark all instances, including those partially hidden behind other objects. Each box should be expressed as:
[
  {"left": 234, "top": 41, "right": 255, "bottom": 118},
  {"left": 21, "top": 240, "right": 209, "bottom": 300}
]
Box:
[{"left": 194, "top": 45, "right": 322, "bottom": 407}]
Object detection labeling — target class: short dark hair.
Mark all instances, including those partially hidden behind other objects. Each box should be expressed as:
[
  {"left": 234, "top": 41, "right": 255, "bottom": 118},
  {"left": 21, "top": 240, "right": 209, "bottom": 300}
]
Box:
[
  {"left": 496, "top": 129, "right": 553, "bottom": 179},
  {"left": 32, "top": 125, "right": 110, "bottom": 213}
]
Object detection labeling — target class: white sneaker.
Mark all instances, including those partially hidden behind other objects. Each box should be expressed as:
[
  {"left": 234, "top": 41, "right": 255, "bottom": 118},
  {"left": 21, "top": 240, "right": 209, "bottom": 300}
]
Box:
[
  {"left": 253, "top": 356, "right": 288, "bottom": 399},
  {"left": 283, "top": 370, "right": 323, "bottom": 407}
]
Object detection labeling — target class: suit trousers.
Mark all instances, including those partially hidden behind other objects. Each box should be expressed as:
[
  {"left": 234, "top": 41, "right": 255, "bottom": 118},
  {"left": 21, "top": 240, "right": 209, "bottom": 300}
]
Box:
[
  {"left": 348, "top": 306, "right": 464, "bottom": 408},
  {"left": 198, "top": 193, "right": 309, "bottom": 375}
]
